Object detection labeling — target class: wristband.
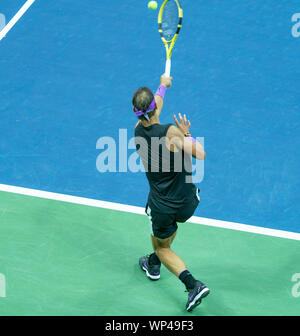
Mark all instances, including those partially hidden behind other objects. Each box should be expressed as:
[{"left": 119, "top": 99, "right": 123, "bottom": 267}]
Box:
[
  {"left": 155, "top": 85, "right": 166, "bottom": 99},
  {"left": 186, "top": 136, "right": 197, "bottom": 144}
]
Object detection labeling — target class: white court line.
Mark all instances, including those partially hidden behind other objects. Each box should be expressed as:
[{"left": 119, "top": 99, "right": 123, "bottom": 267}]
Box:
[
  {"left": 0, "top": 183, "right": 299, "bottom": 241},
  {"left": 0, "top": 0, "right": 35, "bottom": 41}
]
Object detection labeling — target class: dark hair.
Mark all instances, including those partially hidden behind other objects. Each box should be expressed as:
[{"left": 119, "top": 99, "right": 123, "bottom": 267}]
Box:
[{"left": 132, "top": 87, "right": 155, "bottom": 119}]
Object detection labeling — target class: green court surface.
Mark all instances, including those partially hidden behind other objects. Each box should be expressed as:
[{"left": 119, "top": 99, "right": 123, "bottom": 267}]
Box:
[{"left": 0, "top": 190, "right": 299, "bottom": 316}]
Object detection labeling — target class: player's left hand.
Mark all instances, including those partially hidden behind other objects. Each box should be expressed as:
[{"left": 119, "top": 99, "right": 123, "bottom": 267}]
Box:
[{"left": 174, "top": 113, "right": 191, "bottom": 135}]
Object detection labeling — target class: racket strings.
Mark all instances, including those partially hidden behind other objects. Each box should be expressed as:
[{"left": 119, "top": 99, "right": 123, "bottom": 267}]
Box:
[{"left": 161, "top": 0, "right": 179, "bottom": 41}]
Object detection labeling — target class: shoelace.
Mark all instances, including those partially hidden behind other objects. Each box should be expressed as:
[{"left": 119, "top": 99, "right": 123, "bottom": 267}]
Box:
[{"left": 185, "top": 285, "right": 201, "bottom": 295}]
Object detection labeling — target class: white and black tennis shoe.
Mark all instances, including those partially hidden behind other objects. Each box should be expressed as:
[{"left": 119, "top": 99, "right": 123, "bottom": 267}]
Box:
[
  {"left": 139, "top": 255, "right": 160, "bottom": 281},
  {"left": 186, "top": 280, "right": 210, "bottom": 312}
]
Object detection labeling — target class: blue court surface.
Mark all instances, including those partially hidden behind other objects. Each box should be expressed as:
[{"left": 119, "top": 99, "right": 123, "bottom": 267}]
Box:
[{"left": 0, "top": 1, "right": 299, "bottom": 232}]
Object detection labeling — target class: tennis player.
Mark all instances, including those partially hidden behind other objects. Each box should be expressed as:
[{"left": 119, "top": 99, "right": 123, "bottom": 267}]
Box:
[{"left": 133, "top": 74, "right": 210, "bottom": 312}]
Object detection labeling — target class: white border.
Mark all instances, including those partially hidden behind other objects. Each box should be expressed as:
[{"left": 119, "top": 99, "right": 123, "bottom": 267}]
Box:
[
  {"left": 0, "top": 0, "right": 35, "bottom": 41},
  {"left": 0, "top": 184, "right": 299, "bottom": 241}
]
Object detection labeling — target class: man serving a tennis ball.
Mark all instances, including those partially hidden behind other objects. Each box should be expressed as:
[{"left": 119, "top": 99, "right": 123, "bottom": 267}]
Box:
[{"left": 132, "top": 73, "right": 210, "bottom": 312}]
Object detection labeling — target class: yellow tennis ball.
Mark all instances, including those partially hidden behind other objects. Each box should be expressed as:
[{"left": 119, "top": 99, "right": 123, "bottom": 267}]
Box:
[{"left": 148, "top": 1, "right": 158, "bottom": 10}]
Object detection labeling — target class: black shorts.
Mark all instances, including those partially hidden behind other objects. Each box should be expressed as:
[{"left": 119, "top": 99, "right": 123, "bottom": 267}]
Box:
[{"left": 145, "top": 189, "right": 200, "bottom": 239}]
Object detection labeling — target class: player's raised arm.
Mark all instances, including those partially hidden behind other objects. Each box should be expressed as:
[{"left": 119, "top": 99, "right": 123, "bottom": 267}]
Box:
[
  {"left": 167, "top": 113, "right": 206, "bottom": 160},
  {"left": 155, "top": 74, "right": 173, "bottom": 115}
]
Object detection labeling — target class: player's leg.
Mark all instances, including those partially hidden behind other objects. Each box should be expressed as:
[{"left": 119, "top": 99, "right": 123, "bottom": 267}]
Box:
[
  {"left": 149, "top": 230, "right": 177, "bottom": 272},
  {"left": 150, "top": 230, "right": 176, "bottom": 259},
  {"left": 142, "top": 232, "right": 176, "bottom": 277},
  {"left": 174, "top": 191, "right": 210, "bottom": 311},
  {"left": 139, "top": 206, "right": 179, "bottom": 280},
  {"left": 151, "top": 226, "right": 209, "bottom": 312},
  {"left": 141, "top": 206, "right": 187, "bottom": 277},
  {"left": 152, "top": 231, "right": 187, "bottom": 276},
  {"left": 140, "top": 203, "right": 209, "bottom": 312},
  {"left": 138, "top": 205, "right": 163, "bottom": 281}
]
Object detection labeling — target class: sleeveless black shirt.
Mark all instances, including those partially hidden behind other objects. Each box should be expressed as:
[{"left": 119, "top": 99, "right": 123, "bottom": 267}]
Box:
[{"left": 135, "top": 122, "right": 197, "bottom": 214}]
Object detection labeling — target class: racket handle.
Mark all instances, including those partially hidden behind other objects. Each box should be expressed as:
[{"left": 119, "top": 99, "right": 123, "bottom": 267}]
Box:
[{"left": 165, "top": 58, "right": 171, "bottom": 77}]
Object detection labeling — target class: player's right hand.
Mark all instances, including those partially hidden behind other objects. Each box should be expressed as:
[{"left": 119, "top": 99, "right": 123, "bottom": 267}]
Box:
[{"left": 160, "top": 74, "right": 173, "bottom": 88}]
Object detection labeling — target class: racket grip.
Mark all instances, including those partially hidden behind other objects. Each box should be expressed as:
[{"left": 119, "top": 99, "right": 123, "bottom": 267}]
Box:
[{"left": 165, "top": 58, "right": 171, "bottom": 77}]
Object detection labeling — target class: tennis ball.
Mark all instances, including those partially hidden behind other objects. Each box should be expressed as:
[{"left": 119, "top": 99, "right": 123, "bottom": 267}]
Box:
[{"left": 148, "top": 1, "right": 158, "bottom": 10}]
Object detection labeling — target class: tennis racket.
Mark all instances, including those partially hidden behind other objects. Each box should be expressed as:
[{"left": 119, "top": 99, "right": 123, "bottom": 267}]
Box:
[{"left": 158, "top": 0, "right": 183, "bottom": 77}]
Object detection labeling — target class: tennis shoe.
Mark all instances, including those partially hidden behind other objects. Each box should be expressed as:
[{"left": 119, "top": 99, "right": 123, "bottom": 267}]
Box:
[
  {"left": 186, "top": 280, "right": 210, "bottom": 312},
  {"left": 139, "top": 255, "right": 160, "bottom": 281}
]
